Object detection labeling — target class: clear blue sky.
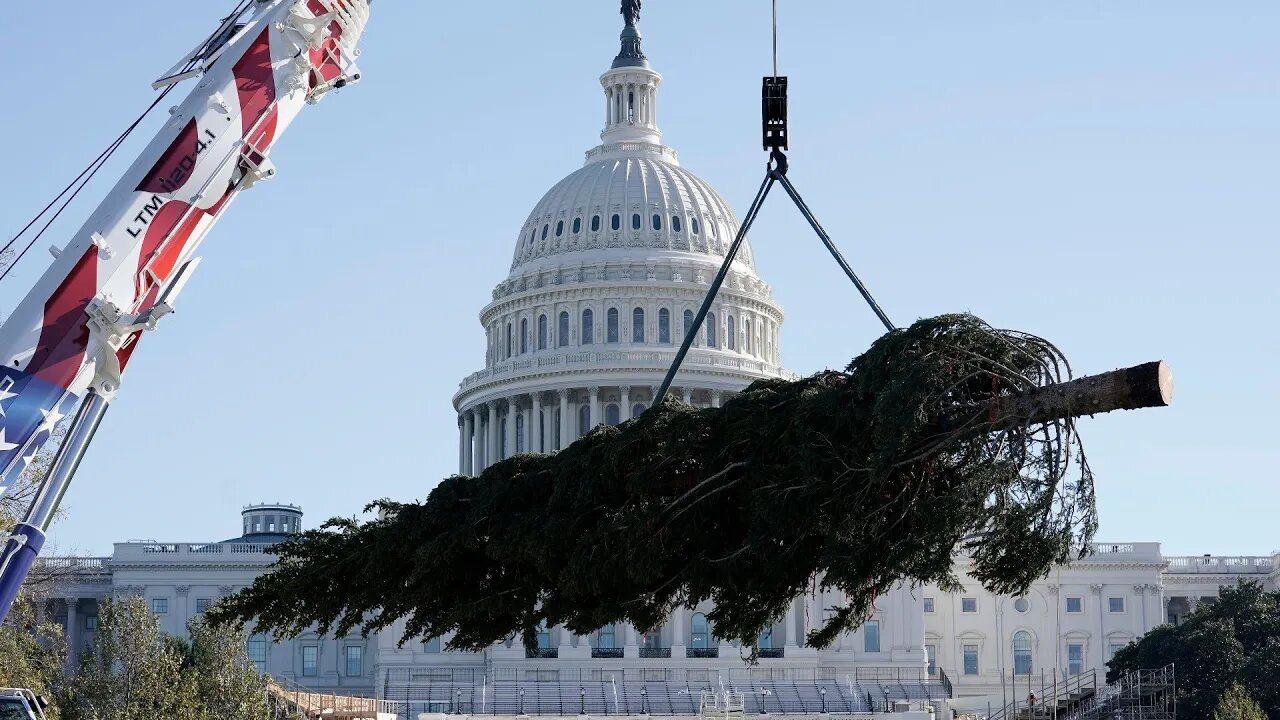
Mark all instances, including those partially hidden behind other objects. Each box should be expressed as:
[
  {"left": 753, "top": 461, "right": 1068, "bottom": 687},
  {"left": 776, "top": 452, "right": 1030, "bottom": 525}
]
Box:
[{"left": 1, "top": 2, "right": 1275, "bottom": 557}]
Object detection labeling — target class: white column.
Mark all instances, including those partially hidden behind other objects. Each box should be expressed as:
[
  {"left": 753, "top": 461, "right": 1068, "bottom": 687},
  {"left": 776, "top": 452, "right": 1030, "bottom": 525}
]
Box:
[
  {"left": 671, "top": 607, "right": 686, "bottom": 657},
  {"left": 529, "top": 394, "right": 541, "bottom": 453},
  {"left": 589, "top": 387, "right": 601, "bottom": 429},
  {"left": 504, "top": 399, "right": 516, "bottom": 460},
  {"left": 786, "top": 598, "right": 800, "bottom": 649},
  {"left": 559, "top": 389, "right": 571, "bottom": 450},
  {"left": 620, "top": 386, "right": 631, "bottom": 420},
  {"left": 486, "top": 402, "right": 498, "bottom": 470},
  {"left": 711, "top": 391, "right": 722, "bottom": 408},
  {"left": 681, "top": 387, "right": 692, "bottom": 405},
  {"left": 457, "top": 415, "right": 467, "bottom": 473},
  {"left": 464, "top": 412, "right": 475, "bottom": 475},
  {"left": 65, "top": 598, "right": 80, "bottom": 673}
]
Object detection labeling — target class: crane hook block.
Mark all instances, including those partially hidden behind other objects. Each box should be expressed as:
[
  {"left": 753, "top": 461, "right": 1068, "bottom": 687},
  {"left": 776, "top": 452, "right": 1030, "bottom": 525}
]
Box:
[{"left": 762, "top": 76, "right": 789, "bottom": 151}]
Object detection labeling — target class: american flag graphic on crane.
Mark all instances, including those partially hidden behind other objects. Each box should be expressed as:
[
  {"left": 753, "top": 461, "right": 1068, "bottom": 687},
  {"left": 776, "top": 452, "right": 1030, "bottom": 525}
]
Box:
[{"left": 0, "top": 367, "right": 79, "bottom": 495}]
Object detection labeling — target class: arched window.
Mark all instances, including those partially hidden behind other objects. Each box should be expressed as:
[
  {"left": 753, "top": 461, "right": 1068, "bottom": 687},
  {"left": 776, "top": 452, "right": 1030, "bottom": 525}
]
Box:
[
  {"left": 555, "top": 220, "right": 564, "bottom": 237},
  {"left": 691, "top": 217, "right": 701, "bottom": 235},
  {"left": 632, "top": 307, "right": 645, "bottom": 342},
  {"left": 672, "top": 215, "right": 682, "bottom": 233},
  {"left": 515, "top": 414, "right": 525, "bottom": 453},
  {"left": 607, "top": 308, "right": 619, "bottom": 343},
  {"left": 758, "top": 627, "right": 774, "bottom": 650},
  {"left": 726, "top": 315, "right": 736, "bottom": 351},
  {"left": 684, "top": 310, "right": 694, "bottom": 341},
  {"left": 706, "top": 311, "right": 717, "bottom": 348},
  {"left": 581, "top": 309, "right": 594, "bottom": 345},
  {"left": 591, "top": 215, "right": 601, "bottom": 232},
  {"left": 652, "top": 214, "right": 662, "bottom": 231},
  {"left": 537, "top": 314, "right": 548, "bottom": 350},
  {"left": 658, "top": 308, "right": 671, "bottom": 343},
  {"left": 571, "top": 217, "right": 581, "bottom": 234},
  {"left": 1013, "top": 631, "right": 1032, "bottom": 675},
  {"left": 744, "top": 318, "right": 752, "bottom": 355},
  {"left": 558, "top": 312, "right": 570, "bottom": 347},
  {"left": 520, "top": 319, "right": 528, "bottom": 354},
  {"left": 690, "top": 613, "right": 710, "bottom": 649},
  {"left": 505, "top": 323, "right": 513, "bottom": 358},
  {"left": 595, "top": 624, "right": 616, "bottom": 650},
  {"left": 632, "top": 403, "right": 646, "bottom": 419},
  {"left": 578, "top": 405, "right": 591, "bottom": 436},
  {"left": 606, "top": 404, "right": 620, "bottom": 426},
  {"left": 541, "top": 224, "right": 549, "bottom": 240},
  {"left": 631, "top": 213, "right": 641, "bottom": 230},
  {"left": 611, "top": 214, "right": 621, "bottom": 231}
]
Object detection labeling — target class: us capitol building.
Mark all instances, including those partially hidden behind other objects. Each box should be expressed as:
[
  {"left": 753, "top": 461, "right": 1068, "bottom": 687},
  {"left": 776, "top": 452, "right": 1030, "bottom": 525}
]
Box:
[{"left": 34, "top": 6, "right": 1279, "bottom": 715}]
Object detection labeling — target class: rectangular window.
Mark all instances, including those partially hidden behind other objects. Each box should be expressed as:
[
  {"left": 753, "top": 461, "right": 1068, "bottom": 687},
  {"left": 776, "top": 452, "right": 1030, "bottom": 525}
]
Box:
[
  {"left": 1068, "top": 644, "right": 1084, "bottom": 675},
  {"left": 925, "top": 644, "right": 937, "bottom": 676},
  {"left": 195, "top": 598, "right": 211, "bottom": 614},
  {"left": 923, "top": 597, "right": 935, "bottom": 613},
  {"left": 302, "top": 646, "right": 318, "bottom": 676},
  {"left": 150, "top": 598, "right": 168, "bottom": 614},
  {"left": 963, "top": 644, "right": 979, "bottom": 675},
  {"left": 247, "top": 639, "right": 268, "bottom": 673},
  {"left": 961, "top": 597, "right": 977, "bottom": 613},
  {"left": 345, "top": 646, "right": 363, "bottom": 676},
  {"left": 863, "top": 620, "right": 880, "bottom": 653},
  {"left": 85, "top": 615, "right": 99, "bottom": 631},
  {"left": 1109, "top": 597, "right": 1125, "bottom": 613},
  {"left": 1066, "top": 597, "right": 1083, "bottom": 613},
  {"left": 423, "top": 637, "right": 441, "bottom": 653},
  {"left": 1109, "top": 643, "right": 1125, "bottom": 660}
]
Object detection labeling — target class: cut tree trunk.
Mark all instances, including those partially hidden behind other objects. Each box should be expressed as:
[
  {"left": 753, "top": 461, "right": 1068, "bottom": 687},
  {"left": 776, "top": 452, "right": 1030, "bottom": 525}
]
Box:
[{"left": 995, "top": 360, "right": 1173, "bottom": 426}]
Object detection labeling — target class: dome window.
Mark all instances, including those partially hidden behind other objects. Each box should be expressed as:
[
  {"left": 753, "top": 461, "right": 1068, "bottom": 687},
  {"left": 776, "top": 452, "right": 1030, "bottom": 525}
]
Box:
[
  {"left": 558, "top": 312, "right": 570, "bottom": 347},
  {"left": 611, "top": 214, "right": 621, "bottom": 231},
  {"left": 606, "top": 403, "right": 621, "bottom": 426},
  {"left": 658, "top": 308, "right": 671, "bottom": 344},
  {"left": 672, "top": 215, "right": 682, "bottom": 233},
  {"left": 537, "top": 314, "right": 548, "bottom": 350},
  {"left": 726, "top": 315, "right": 736, "bottom": 351},
  {"left": 652, "top": 214, "right": 662, "bottom": 231},
  {"left": 581, "top": 309, "right": 594, "bottom": 345},
  {"left": 706, "top": 312, "right": 717, "bottom": 348},
  {"left": 591, "top": 215, "right": 601, "bottom": 232},
  {"left": 632, "top": 403, "right": 647, "bottom": 419},
  {"left": 631, "top": 213, "right": 641, "bottom": 230},
  {"left": 541, "top": 224, "right": 549, "bottom": 240},
  {"left": 555, "top": 220, "right": 564, "bottom": 237},
  {"left": 578, "top": 405, "right": 592, "bottom": 436},
  {"left": 691, "top": 218, "right": 700, "bottom": 235},
  {"left": 572, "top": 217, "right": 581, "bottom": 234},
  {"left": 520, "top": 318, "right": 528, "bottom": 354},
  {"left": 684, "top": 309, "right": 694, "bottom": 339},
  {"left": 632, "top": 307, "right": 645, "bottom": 343},
  {"left": 606, "top": 308, "right": 620, "bottom": 343}
]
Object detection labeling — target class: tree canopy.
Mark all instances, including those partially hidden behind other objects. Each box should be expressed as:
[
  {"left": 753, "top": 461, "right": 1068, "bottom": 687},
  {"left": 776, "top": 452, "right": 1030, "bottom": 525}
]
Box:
[
  {"left": 213, "top": 313, "right": 1111, "bottom": 654},
  {"left": 1109, "top": 582, "right": 1280, "bottom": 720}
]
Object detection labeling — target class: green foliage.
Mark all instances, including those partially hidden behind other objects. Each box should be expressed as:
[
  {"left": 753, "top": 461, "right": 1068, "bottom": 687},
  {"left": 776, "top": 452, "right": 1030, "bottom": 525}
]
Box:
[
  {"left": 0, "top": 598, "right": 67, "bottom": 716},
  {"left": 60, "top": 597, "right": 277, "bottom": 720},
  {"left": 1110, "top": 582, "right": 1280, "bottom": 720},
  {"left": 1214, "top": 683, "right": 1268, "bottom": 720},
  {"left": 214, "top": 313, "right": 1099, "bottom": 657}
]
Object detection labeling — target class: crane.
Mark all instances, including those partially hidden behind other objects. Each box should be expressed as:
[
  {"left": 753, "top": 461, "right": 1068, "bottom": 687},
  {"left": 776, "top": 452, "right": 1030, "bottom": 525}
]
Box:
[{"left": 0, "top": 0, "right": 373, "bottom": 623}]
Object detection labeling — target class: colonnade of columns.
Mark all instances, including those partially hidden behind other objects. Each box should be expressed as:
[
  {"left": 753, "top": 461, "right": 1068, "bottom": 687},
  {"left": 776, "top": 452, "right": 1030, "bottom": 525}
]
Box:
[{"left": 459, "top": 386, "right": 725, "bottom": 475}]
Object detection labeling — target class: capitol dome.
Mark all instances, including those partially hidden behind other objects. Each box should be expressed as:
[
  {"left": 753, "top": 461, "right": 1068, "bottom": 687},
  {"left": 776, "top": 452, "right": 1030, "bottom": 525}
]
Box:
[{"left": 453, "top": 8, "right": 792, "bottom": 474}]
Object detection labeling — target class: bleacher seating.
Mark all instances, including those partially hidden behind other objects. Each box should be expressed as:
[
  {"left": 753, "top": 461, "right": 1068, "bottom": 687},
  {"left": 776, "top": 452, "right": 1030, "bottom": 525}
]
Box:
[{"left": 380, "top": 675, "right": 949, "bottom": 715}]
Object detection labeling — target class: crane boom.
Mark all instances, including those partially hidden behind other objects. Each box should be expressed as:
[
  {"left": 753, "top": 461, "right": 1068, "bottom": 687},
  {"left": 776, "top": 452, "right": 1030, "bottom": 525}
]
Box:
[{"left": 0, "top": 0, "right": 372, "bottom": 621}]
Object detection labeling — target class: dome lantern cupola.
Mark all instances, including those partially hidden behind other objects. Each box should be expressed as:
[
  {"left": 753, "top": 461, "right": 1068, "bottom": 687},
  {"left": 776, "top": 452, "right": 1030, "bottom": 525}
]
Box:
[{"left": 599, "top": 0, "right": 662, "bottom": 150}]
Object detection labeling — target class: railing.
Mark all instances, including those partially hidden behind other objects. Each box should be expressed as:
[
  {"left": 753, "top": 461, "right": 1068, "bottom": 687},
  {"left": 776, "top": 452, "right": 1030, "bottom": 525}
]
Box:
[
  {"left": 266, "top": 677, "right": 400, "bottom": 718},
  {"left": 1165, "top": 555, "right": 1273, "bottom": 573},
  {"left": 525, "top": 648, "right": 559, "bottom": 659},
  {"left": 686, "top": 647, "right": 719, "bottom": 659},
  {"left": 854, "top": 666, "right": 928, "bottom": 682},
  {"left": 592, "top": 647, "right": 624, "bottom": 659},
  {"left": 987, "top": 669, "right": 1098, "bottom": 720},
  {"left": 34, "top": 557, "right": 109, "bottom": 570},
  {"left": 639, "top": 647, "right": 672, "bottom": 658},
  {"left": 113, "top": 542, "right": 279, "bottom": 561},
  {"left": 757, "top": 647, "right": 785, "bottom": 659}
]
